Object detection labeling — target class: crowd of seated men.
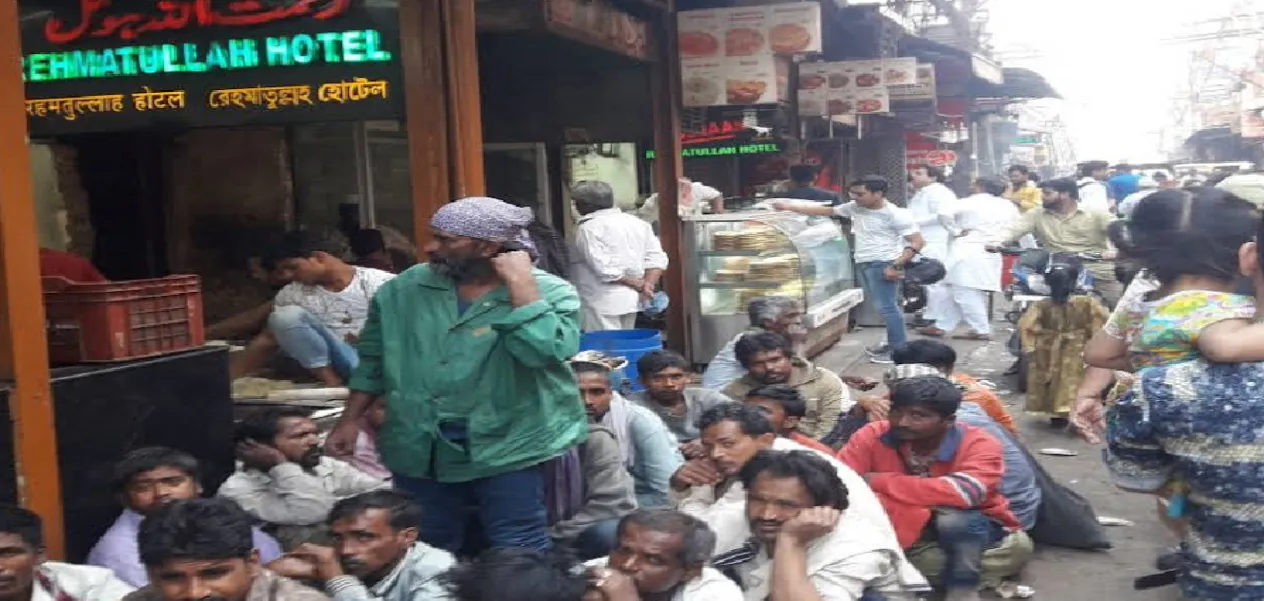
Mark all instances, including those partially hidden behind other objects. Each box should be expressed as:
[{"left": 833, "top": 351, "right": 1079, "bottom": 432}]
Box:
[{"left": 25, "top": 323, "right": 1044, "bottom": 601}]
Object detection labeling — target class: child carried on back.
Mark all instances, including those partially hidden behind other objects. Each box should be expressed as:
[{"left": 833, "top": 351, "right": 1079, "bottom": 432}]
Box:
[{"left": 1088, "top": 187, "right": 1264, "bottom": 521}]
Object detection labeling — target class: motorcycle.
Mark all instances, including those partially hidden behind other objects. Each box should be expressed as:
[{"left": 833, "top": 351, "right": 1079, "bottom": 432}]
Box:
[{"left": 999, "top": 247, "right": 1102, "bottom": 324}]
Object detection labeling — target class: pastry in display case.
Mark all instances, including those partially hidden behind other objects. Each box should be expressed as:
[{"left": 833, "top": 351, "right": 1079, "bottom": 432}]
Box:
[{"left": 681, "top": 211, "right": 863, "bottom": 364}]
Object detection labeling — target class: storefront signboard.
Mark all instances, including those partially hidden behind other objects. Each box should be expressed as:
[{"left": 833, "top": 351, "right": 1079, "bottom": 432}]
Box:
[
  {"left": 644, "top": 141, "right": 783, "bottom": 159},
  {"left": 888, "top": 63, "right": 936, "bottom": 102},
  {"left": 678, "top": 3, "right": 817, "bottom": 108},
  {"left": 544, "top": 0, "right": 652, "bottom": 61},
  {"left": 799, "top": 58, "right": 913, "bottom": 117},
  {"left": 20, "top": 0, "right": 402, "bottom": 136}
]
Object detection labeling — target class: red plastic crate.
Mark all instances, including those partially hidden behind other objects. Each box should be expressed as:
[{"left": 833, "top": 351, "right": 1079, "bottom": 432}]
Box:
[{"left": 42, "top": 275, "right": 205, "bottom": 363}]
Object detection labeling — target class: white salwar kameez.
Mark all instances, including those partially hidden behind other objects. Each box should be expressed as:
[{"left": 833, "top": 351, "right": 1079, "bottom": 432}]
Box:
[
  {"left": 907, "top": 182, "right": 956, "bottom": 322},
  {"left": 936, "top": 193, "right": 1021, "bottom": 335}
]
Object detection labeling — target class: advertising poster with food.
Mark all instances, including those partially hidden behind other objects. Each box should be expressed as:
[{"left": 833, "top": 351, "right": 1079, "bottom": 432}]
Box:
[
  {"left": 767, "top": 3, "right": 821, "bottom": 54},
  {"left": 677, "top": 4, "right": 821, "bottom": 58},
  {"left": 678, "top": 4, "right": 820, "bottom": 107},
  {"left": 678, "top": 10, "right": 723, "bottom": 59},
  {"left": 888, "top": 63, "right": 937, "bottom": 101},
  {"left": 850, "top": 87, "right": 890, "bottom": 114},
  {"left": 681, "top": 58, "right": 726, "bottom": 107},
  {"left": 683, "top": 55, "right": 783, "bottom": 107},
  {"left": 724, "top": 55, "right": 778, "bottom": 105},
  {"left": 882, "top": 58, "right": 918, "bottom": 87},
  {"left": 724, "top": 7, "right": 768, "bottom": 56},
  {"left": 797, "top": 63, "right": 829, "bottom": 116}
]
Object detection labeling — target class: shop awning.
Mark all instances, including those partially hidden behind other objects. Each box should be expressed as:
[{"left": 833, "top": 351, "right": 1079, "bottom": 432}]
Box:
[
  {"left": 978, "top": 67, "right": 1061, "bottom": 100},
  {"left": 897, "top": 35, "right": 1060, "bottom": 100}
]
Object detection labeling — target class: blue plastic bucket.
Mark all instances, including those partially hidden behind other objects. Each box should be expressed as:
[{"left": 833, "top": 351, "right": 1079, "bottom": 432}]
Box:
[{"left": 579, "top": 329, "right": 663, "bottom": 392}]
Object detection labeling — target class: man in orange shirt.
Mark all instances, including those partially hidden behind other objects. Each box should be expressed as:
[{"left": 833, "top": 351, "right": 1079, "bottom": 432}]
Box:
[
  {"left": 39, "top": 247, "right": 106, "bottom": 283},
  {"left": 892, "top": 340, "right": 1016, "bottom": 434},
  {"left": 742, "top": 384, "right": 834, "bottom": 455}
]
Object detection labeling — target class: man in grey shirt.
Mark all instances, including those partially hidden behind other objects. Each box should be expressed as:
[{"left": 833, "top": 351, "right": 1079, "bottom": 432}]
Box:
[
  {"left": 628, "top": 350, "right": 733, "bottom": 458},
  {"left": 269, "top": 490, "right": 455, "bottom": 600},
  {"left": 701, "top": 296, "right": 805, "bottom": 390}
]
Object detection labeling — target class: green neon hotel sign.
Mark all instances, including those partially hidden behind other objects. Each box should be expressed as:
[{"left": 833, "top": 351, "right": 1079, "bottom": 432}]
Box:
[
  {"left": 645, "top": 142, "right": 783, "bottom": 159},
  {"left": 23, "top": 29, "right": 393, "bottom": 83}
]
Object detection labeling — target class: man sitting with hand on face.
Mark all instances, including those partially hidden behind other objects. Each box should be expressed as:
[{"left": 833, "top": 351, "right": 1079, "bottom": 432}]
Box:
[
  {"left": 88, "top": 447, "right": 282, "bottom": 586},
  {"left": 269, "top": 490, "right": 456, "bottom": 601},
  {"left": 670, "top": 405, "right": 903, "bottom": 570},
  {"left": 584, "top": 509, "right": 742, "bottom": 601},
  {"left": 712, "top": 451, "right": 928, "bottom": 601},
  {"left": 219, "top": 408, "right": 387, "bottom": 549}
]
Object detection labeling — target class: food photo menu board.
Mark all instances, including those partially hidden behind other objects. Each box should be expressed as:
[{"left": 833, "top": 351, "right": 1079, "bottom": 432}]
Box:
[
  {"left": 678, "top": 3, "right": 819, "bottom": 107},
  {"left": 798, "top": 58, "right": 917, "bottom": 117}
]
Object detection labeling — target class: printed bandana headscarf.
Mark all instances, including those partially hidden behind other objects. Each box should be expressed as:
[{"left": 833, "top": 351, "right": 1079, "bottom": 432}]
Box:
[{"left": 431, "top": 196, "right": 538, "bottom": 257}]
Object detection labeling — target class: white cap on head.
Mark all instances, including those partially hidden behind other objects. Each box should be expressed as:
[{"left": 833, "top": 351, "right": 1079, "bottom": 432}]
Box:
[{"left": 1217, "top": 173, "right": 1264, "bottom": 210}]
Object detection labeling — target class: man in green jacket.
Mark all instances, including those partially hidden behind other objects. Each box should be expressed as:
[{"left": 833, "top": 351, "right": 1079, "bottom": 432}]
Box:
[{"left": 325, "top": 196, "right": 587, "bottom": 554}]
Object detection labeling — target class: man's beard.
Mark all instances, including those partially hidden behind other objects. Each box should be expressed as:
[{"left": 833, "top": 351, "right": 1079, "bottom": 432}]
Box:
[{"left": 430, "top": 254, "right": 496, "bottom": 282}]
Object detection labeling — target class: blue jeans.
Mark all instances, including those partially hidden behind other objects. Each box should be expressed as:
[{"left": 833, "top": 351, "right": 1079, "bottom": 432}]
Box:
[
  {"left": 573, "top": 518, "right": 621, "bottom": 560},
  {"left": 267, "top": 305, "right": 358, "bottom": 377},
  {"left": 857, "top": 261, "right": 906, "bottom": 348},
  {"left": 394, "top": 465, "right": 552, "bottom": 554},
  {"left": 934, "top": 509, "right": 1007, "bottom": 589}
]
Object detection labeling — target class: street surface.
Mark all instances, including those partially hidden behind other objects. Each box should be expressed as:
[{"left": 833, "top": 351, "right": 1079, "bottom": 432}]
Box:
[{"left": 816, "top": 324, "right": 1182, "bottom": 600}]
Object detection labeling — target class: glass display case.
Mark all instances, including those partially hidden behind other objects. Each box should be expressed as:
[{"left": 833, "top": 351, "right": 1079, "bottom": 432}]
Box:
[{"left": 682, "top": 210, "right": 863, "bottom": 364}]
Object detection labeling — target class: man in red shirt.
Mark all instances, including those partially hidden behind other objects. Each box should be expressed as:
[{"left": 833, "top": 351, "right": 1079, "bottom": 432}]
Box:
[
  {"left": 839, "top": 376, "right": 1028, "bottom": 601},
  {"left": 39, "top": 248, "right": 106, "bottom": 283}
]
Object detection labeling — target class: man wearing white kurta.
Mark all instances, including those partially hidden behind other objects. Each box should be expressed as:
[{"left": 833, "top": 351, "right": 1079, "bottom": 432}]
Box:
[
  {"left": 907, "top": 166, "right": 956, "bottom": 328},
  {"left": 572, "top": 180, "right": 670, "bottom": 331},
  {"left": 934, "top": 177, "right": 1021, "bottom": 339}
]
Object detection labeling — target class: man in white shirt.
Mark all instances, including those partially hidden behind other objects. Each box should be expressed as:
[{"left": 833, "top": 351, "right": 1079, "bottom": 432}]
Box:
[
  {"left": 0, "top": 504, "right": 133, "bottom": 601},
  {"left": 267, "top": 231, "right": 395, "bottom": 386},
  {"left": 712, "top": 450, "right": 929, "bottom": 601},
  {"left": 670, "top": 404, "right": 912, "bottom": 581},
  {"left": 1076, "top": 161, "right": 1113, "bottom": 214},
  {"left": 906, "top": 166, "right": 956, "bottom": 330},
  {"left": 585, "top": 509, "right": 743, "bottom": 601},
  {"left": 572, "top": 181, "right": 670, "bottom": 331},
  {"left": 773, "top": 176, "right": 925, "bottom": 364},
  {"left": 219, "top": 408, "right": 387, "bottom": 549},
  {"left": 637, "top": 180, "right": 725, "bottom": 225},
  {"left": 1117, "top": 175, "right": 1159, "bottom": 219},
  {"left": 932, "top": 177, "right": 1021, "bottom": 339}
]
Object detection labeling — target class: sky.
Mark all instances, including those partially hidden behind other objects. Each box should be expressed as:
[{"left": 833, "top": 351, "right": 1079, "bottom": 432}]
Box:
[{"left": 987, "top": 0, "right": 1240, "bottom": 163}]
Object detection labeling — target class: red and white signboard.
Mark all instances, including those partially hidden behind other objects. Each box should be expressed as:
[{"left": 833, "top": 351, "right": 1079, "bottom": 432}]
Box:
[{"left": 906, "top": 149, "right": 957, "bottom": 167}]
